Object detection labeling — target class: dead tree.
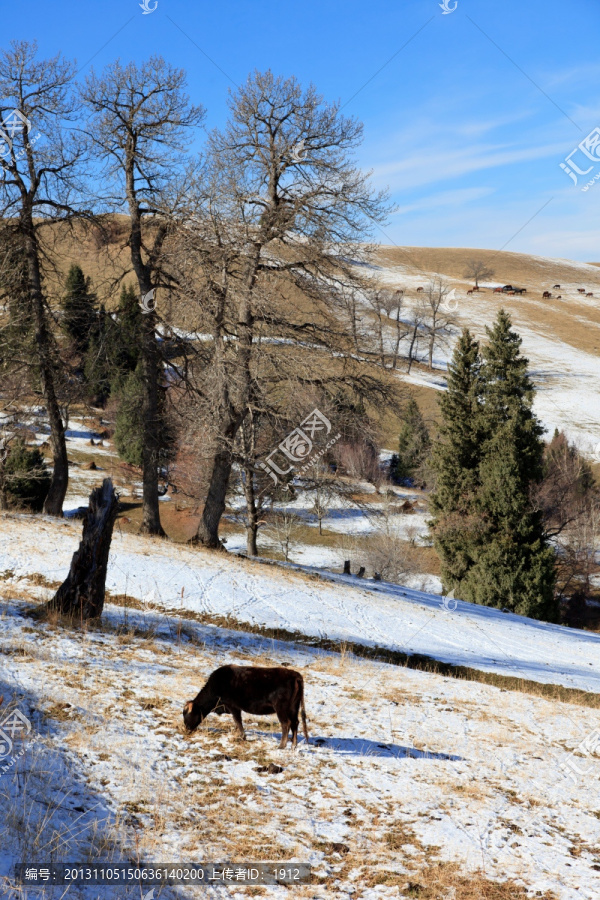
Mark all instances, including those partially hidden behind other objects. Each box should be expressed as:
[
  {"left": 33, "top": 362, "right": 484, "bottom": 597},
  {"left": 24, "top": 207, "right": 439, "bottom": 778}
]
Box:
[{"left": 48, "top": 478, "right": 119, "bottom": 619}]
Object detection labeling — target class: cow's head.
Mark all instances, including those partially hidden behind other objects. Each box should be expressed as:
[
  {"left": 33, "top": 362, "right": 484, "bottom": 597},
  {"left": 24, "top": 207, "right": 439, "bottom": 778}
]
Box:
[
  {"left": 183, "top": 696, "right": 219, "bottom": 732},
  {"left": 183, "top": 700, "right": 202, "bottom": 732}
]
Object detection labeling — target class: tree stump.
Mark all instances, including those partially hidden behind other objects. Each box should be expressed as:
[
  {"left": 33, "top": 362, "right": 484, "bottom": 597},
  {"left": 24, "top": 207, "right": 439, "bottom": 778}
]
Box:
[
  {"left": 343, "top": 560, "right": 351, "bottom": 575},
  {"left": 48, "top": 478, "right": 119, "bottom": 619},
  {"left": 357, "top": 566, "right": 365, "bottom": 578}
]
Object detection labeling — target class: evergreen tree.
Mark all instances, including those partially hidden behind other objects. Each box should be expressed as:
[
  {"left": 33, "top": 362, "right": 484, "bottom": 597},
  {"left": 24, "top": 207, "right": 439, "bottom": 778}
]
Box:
[
  {"left": 114, "top": 365, "right": 145, "bottom": 467},
  {"left": 83, "top": 304, "right": 113, "bottom": 406},
  {"left": 429, "top": 329, "right": 484, "bottom": 587},
  {"left": 393, "top": 398, "right": 431, "bottom": 484},
  {"left": 114, "top": 362, "right": 175, "bottom": 471},
  {"left": 0, "top": 225, "right": 34, "bottom": 368},
  {"left": 82, "top": 284, "right": 142, "bottom": 406},
  {"left": 109, "top": 284, "right": 143, "bottom": 381},
  {"left": 1, "top": 439, "right": 51, "bottom": 511},
  {"left": 430, "top": 313, "right": 557, "bottom": 621},
  {"left": 61, "top": 264, "right": 97, "bottom": 353}
]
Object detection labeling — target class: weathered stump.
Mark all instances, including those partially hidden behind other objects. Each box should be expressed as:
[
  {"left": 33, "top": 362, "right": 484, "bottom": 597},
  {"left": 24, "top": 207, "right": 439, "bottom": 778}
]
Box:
[
  {"left": 48, "top": 478, "right": 119, "bottom": 620},
  {"left": 343, "top": 560, "right": 351, "bottom": 575}
]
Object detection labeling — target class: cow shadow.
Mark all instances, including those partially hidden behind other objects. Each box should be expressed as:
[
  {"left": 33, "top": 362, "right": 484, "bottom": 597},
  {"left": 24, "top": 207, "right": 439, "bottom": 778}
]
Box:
[
  {"left": 308, "top": 736, "right": 462, "bottom": 760},
  {"left": 255, "top": 731, "right": 462, "bottom": 760}
]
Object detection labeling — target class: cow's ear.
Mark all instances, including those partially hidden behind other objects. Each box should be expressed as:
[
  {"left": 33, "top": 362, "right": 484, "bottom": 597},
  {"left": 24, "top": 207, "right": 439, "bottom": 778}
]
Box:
[{"left": 184, "top": 701, "right": 193, "bottom": 714}]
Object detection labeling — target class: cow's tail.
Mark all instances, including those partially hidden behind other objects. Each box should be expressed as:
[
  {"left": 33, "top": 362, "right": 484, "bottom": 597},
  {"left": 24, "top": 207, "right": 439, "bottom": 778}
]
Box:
[{"left": 300, "top": 682, "right": 309, "bottom": 746}]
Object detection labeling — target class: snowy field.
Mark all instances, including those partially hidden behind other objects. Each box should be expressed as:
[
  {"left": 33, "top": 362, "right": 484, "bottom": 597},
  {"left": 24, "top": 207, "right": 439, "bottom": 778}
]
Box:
[
  {"left": 1, "top": 514, "right": 599, "bottom": 694},
  {"left": 2, "top": 518, "right": 600, "bottom": 898}
]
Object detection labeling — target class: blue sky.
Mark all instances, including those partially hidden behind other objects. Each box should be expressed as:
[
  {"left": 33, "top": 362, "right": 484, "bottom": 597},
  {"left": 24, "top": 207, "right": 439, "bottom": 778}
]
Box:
[{"left": 4, "top": 0, "right": 600, "bottom": 259}]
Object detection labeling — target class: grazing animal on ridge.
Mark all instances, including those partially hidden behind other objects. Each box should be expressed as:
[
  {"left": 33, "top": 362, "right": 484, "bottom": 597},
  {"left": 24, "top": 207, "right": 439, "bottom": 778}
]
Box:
[
  {"left": 183, "top": 665, "right": 309, "bottom": 749},
  {"left": 553, "top": 284, "right": 560, "bottom": 289},
  {"left": 542, "top": 291, "right": 552, "bottom": 299}
]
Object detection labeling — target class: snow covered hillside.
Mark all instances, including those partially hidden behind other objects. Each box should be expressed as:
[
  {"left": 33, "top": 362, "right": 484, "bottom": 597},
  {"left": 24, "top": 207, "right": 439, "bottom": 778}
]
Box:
[
  {"left": 1, "top": 513, "right": 600, "bottom": 898},
  {"left": 2, "top": 514, "right": 599, "bottom": 693},
  {"left": 370, "top": 247, "right": 600, "bottom": 457}
]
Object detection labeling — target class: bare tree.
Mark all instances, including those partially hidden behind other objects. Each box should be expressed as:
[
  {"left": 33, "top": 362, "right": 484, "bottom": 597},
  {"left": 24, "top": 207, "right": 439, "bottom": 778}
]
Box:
[
  {"left": 170, "top": 70, "right": 393, "bottom": 549},
  {"left": 417, "top": 277, "right": 457, "bottom": 370},
  {"left": 406, "top": 303, "right": 423, "bottom": 374},
  {"left": 81, "top": 57, "right": 205, "bottom": 535},
  {"left": 263, "top": 509, "right": 304, "bottom": 563},
  {"left": 464, "top": 259, "right": 494, "bottom": 289},
  {"left": 366, "top": 287, "right": 407, "bottom": 368},
  {"left": 0, "top": 41, "right": 86, "bottom": 515},
  {"left": 303, "top": 460, "right": 336, "bottom": 534}
]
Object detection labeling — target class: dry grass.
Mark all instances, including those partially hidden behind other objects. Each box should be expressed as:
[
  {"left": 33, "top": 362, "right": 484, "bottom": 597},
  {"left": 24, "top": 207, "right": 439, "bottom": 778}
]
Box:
[
  {"left": 92, "top": 593, "right": 600, "bottom": 710},
  {"left": 365, "top": 861, "right": 558, "bottom": 898}
]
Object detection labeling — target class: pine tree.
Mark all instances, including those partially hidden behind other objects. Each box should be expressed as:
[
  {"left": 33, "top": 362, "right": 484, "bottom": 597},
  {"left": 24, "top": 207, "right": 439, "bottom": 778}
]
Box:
[
  {"left": 114, "top": 365, "right": 145, "bottom": 467},
  {"left": 114, "top": 361, "right": 175, "bottom": 471},
  {"left": 62, "top": 264, "right": 97, "bottom": 353},
  {"left": 430, "top": 314, "right": 557, "bottom": 620},
  {"left": 109, "top": 284, "right": 143, "bottom": 382},
  {"left": 393, "top": 398, "right": 431, "bottom": 485},
  {"left": 429, "top": 329, "right": 484, "bottom": 588},
  {"left": 1, "top": 439, "right": 51, "bottom": 511},
  {"left": 83, "top": 304, "right": 113, "bottom": 406}
]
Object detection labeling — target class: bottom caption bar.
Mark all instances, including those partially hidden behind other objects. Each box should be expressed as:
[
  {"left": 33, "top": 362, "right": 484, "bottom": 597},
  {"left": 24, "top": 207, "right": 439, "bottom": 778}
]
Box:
[{"left": 15, "top": 864, "right": 311, "bottom": 886}]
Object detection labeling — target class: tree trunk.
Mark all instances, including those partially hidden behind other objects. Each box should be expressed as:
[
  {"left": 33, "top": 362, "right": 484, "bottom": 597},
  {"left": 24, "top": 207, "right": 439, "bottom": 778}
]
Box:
[
  {"left": 139, "top": 309, "right": 165, "bottom": 536},
  {"left": 194, "top": 446, "right": 234, "bottom": 549},
  {"left": 126, "top": 155, "right": 165, "bottom": 537},
  {"left": 392, "top": 309, "right": 402, "bottom": 369},
  {"left": 23, "top": 218, "right": 68, "bottom": 516},
  {"left": 242, "top": 462, "right": 259, "bottom": 556},
  {"left": 48, "top": 478, "right": 119, "bottom": 619},
  {"left": 407, "top": 324, "right": 419, "bottom": 374}
]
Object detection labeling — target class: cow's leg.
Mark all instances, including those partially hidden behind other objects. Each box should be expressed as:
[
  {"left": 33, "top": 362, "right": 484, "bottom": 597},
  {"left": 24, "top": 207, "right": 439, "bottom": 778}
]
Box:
[
  {"left": 230, "top": 708, "right": 246, "bottom": 740},
  {"left": 290, "top": 715, "right": 299, "bottom": 749},
  {"left": 277, "top": 714, "right": 290, "bottom": 749}
]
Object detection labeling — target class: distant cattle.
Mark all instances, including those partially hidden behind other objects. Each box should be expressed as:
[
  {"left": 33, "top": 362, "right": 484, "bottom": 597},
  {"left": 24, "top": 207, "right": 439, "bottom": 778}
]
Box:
[
  {"left": 542, "top": 291, "right": 552, "bottom": 299},
  {"left": 493, "top": 287, "right": 503, "bottom": 293},
  {"left": 416, "top": 286, "right": 424, "bottom": 292},
  {"left": 467, "top": 290, "right": 473, "bottom": 295},
  {"left": 183, "top": 665, "right": 309, "bottom": 750},
  {"left": 553, "top": 284, "right": 560, "bottom": 289},
  {"left": 512, "top": 287, "right": 527, "bottom": 294},
  {"left": 578, "top": 288, "right": 586, "bottom": 293},
  {"left": 557, "top": 295, "right": 562, "bottom": 299},
  {"left": 587, "top": 292, "right": 594, "bottom": 297}
]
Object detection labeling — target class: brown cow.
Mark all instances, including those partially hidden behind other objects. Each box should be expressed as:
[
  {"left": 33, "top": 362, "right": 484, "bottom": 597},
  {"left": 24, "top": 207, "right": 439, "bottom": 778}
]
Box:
[
  {"left": 553, "top": 284, "right": 560, "bottom": 289},
  {"left": 586, "top": 292, "right": 594, "bottom": 297},
  {"left": 557, "top": 295, "right": 562, "bottom": 299},
  {"left": 542, "top": 291, "right": 552, "bottom": 299},
  {"left": 416, "top": 286, "right": 424, "bottom": 292},
  {"left": 578, "top": 288, "right": 586, "bottom": 293},
  {"left": 183, "top": 665, "right": 309, "bottom": 749}
]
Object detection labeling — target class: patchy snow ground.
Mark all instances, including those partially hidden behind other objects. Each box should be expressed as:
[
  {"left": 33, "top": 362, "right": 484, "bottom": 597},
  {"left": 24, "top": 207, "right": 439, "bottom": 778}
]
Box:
[
  {"left": 2, "top": 514, "right": 600, "bottom": 697},
  {"left": 1, "top": 574, "right": 600, "bottom": 899}
]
